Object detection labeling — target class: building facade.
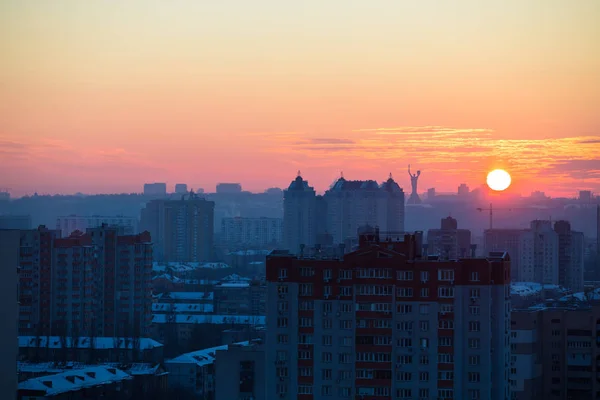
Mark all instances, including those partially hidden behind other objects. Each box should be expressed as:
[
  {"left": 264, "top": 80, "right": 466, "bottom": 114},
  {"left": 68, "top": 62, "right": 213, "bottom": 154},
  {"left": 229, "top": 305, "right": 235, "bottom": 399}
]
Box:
[
  {"left": 427, "top": 217, "right": 472, "bottom": 260},
  {"left": 265, "top": 231, "right": 511, "bottom": 400},
  {"left": 511, "top": 304, "right": 600, "bottom": 400},
  {"left": 215, "top": 340, "right": 265, "bottom": 400},
  {"left": 283, "top": 174, "right": 318, "bottom": 254},
  {"left": 554, "top": 220, "right": 585, "bottom": 293},
  {"left": 221, "top": 217, "right": 283, "bottom": 248},
  {"left": 0, "top": 230, "right": 20, "bottom": 399},
  {"left": 56, "top": 215, "right": 137, "bottom": 237},
  {"left": 519, "top": 221, "right": 559, "bottom": 286},
  {"left": 140, "top": 195, "right": 214, "bottom": 262}
]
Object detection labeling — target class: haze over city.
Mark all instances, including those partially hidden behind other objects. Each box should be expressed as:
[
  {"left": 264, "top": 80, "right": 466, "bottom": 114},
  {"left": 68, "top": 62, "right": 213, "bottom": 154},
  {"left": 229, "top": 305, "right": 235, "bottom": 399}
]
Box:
[{"left": 2, "top": 0, "right": 600, "bottom": 197}]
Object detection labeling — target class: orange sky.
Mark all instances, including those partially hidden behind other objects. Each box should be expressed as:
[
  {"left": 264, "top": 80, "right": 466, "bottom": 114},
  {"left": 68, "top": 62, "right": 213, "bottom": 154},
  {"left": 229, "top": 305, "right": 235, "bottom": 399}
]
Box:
[{"left": 1, "top": 1, "right": 599, "bottom": 197}]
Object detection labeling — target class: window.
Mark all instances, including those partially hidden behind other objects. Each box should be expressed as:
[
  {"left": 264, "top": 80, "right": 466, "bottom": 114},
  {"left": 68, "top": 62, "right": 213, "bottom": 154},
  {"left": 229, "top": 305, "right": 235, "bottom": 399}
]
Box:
[
  {"left": 300, "top": 317, "right": 313, "bottom": 327},
  {"left": 420, "top": 270, "right": 429, "bottom": 282},
  {"left": 322, "top": 352, "right": 332, "bottom": 363},
  {"left": 438, "top": 353, "right": 454, "bottom": 363},
  {"left": 322, "top": 369, "right": 332, "bottom": 380},
  {"left": 276, "top": 367, "right": 288, "bottom": 377},
  {"left": 339, "top": 387, "right": 351, "bottom": 398},
  {"left": 438, "top": 269, "right": 455, "bottom": 281},
  {"left": 299, "top": 334, "right": 313, "bottom": 344},
  {"left": 277, "top": 334, "right": 288, "bottom": 344},
  {"left": 323, "top": 286, "right": 332, "bottom": 296},
  {"left": 321, "top": 386, "right": 332, "bottom": 396},
  {"left": 397, "top": 355, "right": 413, "bottom": 364},
  {"left": 340, "top": 303, "right": 353, "bottom": 313},
  {"left": 338, "top": 353, "right": 352, "bottom": 364},
  {"left": 300, "top": 267, "right": 314, "bottom": 277},
  {"left": 276, "top": 351, "right": 287, "bottom": 361},
  {"left": 339, "top": 270, "right": 352, "bottom": 280},
  {"left": 468, "top": 372, "right": 481, "bottom": 383},
  {"left": 298, "top": 350, "right": 311, "bottom": 359},
  {"left": 298, "top": 385, "right": 313, "bottom": 394},
  {"left": 420, "top": 355, "right": 429, "bottom": 365},
  {"left": 438, "top": 389, "right": 454, "bottom": 399},
  {"left": 397, "top": 287, "right": 414, "bottom": 297},
  {"left": 299, "top": 283, "right": 313, "bottom": 296},
  {"left": 323, "top": 302, "right": 332, "bottom": 313},
  {"left": 419, "top": 371, "right": 429, "bottom": 381},
  {"left": 438, "top": 371, "right": 454, "bottom": 380},
  {"left": 439, "top": 337, "right": 453, "bottom": 346},
  {"left": 356, "top": 369, "right": 373, "bottom": 379},
  {"left": 277, "top": 317, "right": 288, "bottom": 328},
  {"left": 398, "top": 321, "right": 413, "bottom": 330},
  {"left": 277, "top": 285, "right": 288, "bottom": 294},
  {"left": 420, "top": 338, "right": 429, "bottom": 349},
  {"left": 323, "top": 318, "right": 332, "bottom": 329},
  {"left": 469, "top": 338, "right": 480, "bottom": 349},
  {"left": 469, "top": 389, "right": 481, "bottom": 399},
  {"left": 419, "top": 304, "right": 430, "bottom": 315},
  {"left": 468, "top": 355, "right": 480, "bottom": 366},
  {"left": 469, "top": 321, "right": 481, "bottom": 332},
  {"left": 342, "top": 336, "right": 353, "bottom": 346},
  {"left": 470, "top": 288, "right": 481, "bottom": 298},
  {"left": 470, "top": 271, "right": 480, "bottom": 282},
  {"left": 397, "top": 371, "right": 412, "bottom": 382},
  {"left": 420, "top": 321, "right": 429, "bottom": 332},
  {"left": 299, "top": 300, "right": 313, "bottom": 311},
  {"left": 357, "top": 285, "right": 393, "bottom": 296},
  {"left": 469, "top": 306, "right": 480, "bottom": 315},
  {"left": 419, "top": 389, "right": 429, "bottom": 398},
  {"left": 278, "top": 268, "right": 287, "bottom": 278},
  {"left": 323, "top": 269, "right": 332, "bottom": 280},
  {"left": 357, "top": 268, "right": 391, "bottom": 279},
  {"left": 398, "top": 304, "right": 413, "bottom": 314},
  {"left": 421, "top": 287, "right": 429, "bottom": 297},
  {"left": 397, "top": 270, "right": 414, "bottom": 281},
  {"left": 397, "top": 389, "right": 412, "bottom": 398},
  {"left": 438, "top": 286, "right": 455, "bottom": 298},
  {"left": 439, "top": 320, "right": 454, "bottom": 329},
  {"left": 340, "top": 320, "right": 352, "bottom": 329},
  {"left": 398, "top": 338, "right": 412, "bottom": 347},
  {"left": 340, "top": 286, "right": 352, "bottom": 296},
  {"left": 299, "top": 367, "right": 313, "bottom": 376},
  {"left": 322, "top": 335, "right": 332, "bottom": 346}
]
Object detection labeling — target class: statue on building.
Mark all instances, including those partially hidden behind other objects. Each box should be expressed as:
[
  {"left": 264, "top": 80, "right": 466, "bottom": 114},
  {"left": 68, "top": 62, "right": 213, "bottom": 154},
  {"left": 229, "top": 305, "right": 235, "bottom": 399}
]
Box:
[{"left": 407, "top": 164, "right": 422, "bottom": 204}]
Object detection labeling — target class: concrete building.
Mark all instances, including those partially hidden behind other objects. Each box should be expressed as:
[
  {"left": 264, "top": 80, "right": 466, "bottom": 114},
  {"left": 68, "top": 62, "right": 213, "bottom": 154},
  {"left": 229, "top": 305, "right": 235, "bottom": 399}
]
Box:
[
  {"left": 283, "top": 173, "right": 318, "bottom": 254},
  {"left": 511, "top": 303, "right": 600, "bottom": 400},
  {"left": 140, "top": 194, "right": 214, "bottom": 262},
  {"left": 0, "top": 230, "right": 19, "bottom": 400},
  {"left": 265, "top": 230, "right": 511, "bottom": 400},
  {"left": 324, "top": 175, "right": 405, "bottom": 245},
  {"left": 0, "top": 215, "right": 31, "bottom": 230},
  {"left": 174, "top": 183, "right": 188, "bottom": 194},
  {"left": 144, "top": 183, "right": 167, "bottom": 196},
  {"left": 221, "top": 217, "right": 283, "bottom": 247},
  {"left": 427, "top": 216, "right": 472, "bottom": 260},
  {"left": 213, "top": 278, "right": 266, "bottom": 316},
  {"left": 216, "top": 183, "right": 242, "bottom": 194},
  {"left": 215, "top": 340, "right": 265, "bottom": 400},
  {"left": 554, "top": 220, "right": 585, "bottom": 293},
  {"left": 484, "top": 229, "right": 523, "bottom": 282},
  {"left": 56, "top": 215, "right": 137, "bottom": 237},
  {"left": 520, "top": 220, "right": 559, "bottom": 286}
]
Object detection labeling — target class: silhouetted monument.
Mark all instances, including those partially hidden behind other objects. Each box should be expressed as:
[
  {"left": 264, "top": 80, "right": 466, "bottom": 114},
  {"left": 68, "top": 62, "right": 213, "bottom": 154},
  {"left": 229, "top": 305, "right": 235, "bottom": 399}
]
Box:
[{"left": 407, "top": 164, "right": 422, "bottom": 204}]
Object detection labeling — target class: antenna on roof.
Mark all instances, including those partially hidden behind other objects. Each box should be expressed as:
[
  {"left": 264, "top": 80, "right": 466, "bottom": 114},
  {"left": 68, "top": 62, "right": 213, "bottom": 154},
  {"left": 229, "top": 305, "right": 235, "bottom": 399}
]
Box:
[
  {"left": 297, "top": 170, "right": 301, "bottom": 178},
  {"left": 340, "top": 171, "right": 344, "bottom": 179},
  {"left": 389, "top": 172, "right": 393, "bottom": 180}
]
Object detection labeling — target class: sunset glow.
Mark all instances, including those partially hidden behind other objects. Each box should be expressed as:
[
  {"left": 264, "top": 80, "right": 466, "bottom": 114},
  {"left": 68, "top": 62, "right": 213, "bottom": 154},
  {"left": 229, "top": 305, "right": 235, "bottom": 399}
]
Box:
[{"left": 1, "top": 1, "right": 599, "bottom": 197}]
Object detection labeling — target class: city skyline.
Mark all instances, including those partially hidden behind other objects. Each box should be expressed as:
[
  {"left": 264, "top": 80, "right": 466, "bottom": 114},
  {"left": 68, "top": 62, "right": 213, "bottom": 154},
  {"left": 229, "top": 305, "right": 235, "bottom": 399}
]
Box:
[{"left": 2, "top": 1, "right": 599, "bottom": 196}]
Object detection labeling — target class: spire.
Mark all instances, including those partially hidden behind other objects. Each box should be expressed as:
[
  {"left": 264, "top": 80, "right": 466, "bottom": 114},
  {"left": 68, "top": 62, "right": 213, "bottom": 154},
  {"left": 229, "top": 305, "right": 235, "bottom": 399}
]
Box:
[
  {"left": 297, "top": 170, "right": 302, "bottom": 178},
  {"left": 340, "top": 171, "right": 344, "bottom": 179},
  {"left": 389, "top": 172, "right": 393, "bottom": 180}
]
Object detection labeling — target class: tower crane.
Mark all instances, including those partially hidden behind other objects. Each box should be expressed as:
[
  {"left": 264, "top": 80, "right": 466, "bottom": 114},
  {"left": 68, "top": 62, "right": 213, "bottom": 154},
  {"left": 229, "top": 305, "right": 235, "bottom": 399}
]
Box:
[{"left": 476, "top": 203, "right": 532, "bottom": 230}]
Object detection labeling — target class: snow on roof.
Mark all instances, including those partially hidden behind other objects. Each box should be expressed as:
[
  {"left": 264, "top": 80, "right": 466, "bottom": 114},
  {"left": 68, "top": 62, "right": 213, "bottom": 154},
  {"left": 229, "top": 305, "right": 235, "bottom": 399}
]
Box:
[
  {"left": 156, "top": 291, "right": 214, "bottom": 301},
  {"left": 18, "top": 365, "right": 132, "bottom": 395},
  {"left": 228, "top": 250, "right": 270, "bottom": 256},
  {"left": 18, "top": 362, "right": 161, "bottom": 376},
  {"left": 221, "top": 273, "right": 251, "bottom": 282},
  {"left": 151, "top": 314, "right": 265, "bottom": 325},
  {"left": 18, "top": 336, "right": 163, "bottom": 350},
  {"left": 559, "top": 288, "right": 600, "bottom": 302},
  {"left": 510, "top": 282, "right": 567, "bottom": 296},
  {"left": 152, "top": 303, "right": 214, "bottom": 313},
  {"left": 165, "top": 341, "right": 249, "bottom": 367},
  {"left": 152, "top": 261, "right": 230, "bottom": 272},
  {"left": 152, "top": 273, "right": 182, "bottom": 283},
  {"left": 217, "top": 282, "right": 250, "bottom": 288}
]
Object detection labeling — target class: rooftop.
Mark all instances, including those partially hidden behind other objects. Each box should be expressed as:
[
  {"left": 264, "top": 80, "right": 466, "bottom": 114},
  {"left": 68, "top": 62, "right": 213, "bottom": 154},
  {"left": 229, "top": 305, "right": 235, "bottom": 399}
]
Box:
[
  {"left": 18, "top": 362, "right": 162, "bottom": 376},
  {"left": 156, "top": 291, "right": 214, "bottom": 301},
  {"left": 152, "top": 302, "right": 214, "bottom": 313},
  {"left": 166, "top": 341, "right": 250, "bottom": 367},
  {"left": 18, "top": 365, "right": 131, "bottom": 395}
]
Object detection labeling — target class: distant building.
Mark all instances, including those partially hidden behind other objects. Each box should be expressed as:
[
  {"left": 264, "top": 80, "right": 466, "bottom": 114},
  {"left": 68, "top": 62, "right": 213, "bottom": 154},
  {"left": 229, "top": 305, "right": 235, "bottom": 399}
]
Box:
[
  {"left": 0, "top": 230, "right": 19, "bottom": 399},
  {"left": 174, "top": 183, "right": 188, "bottom": 194},
  {"left": 579, "top": 190, "right": 593, "bottom": 203},
  {"left": 56, "top": 215, "right": 137, "bottom": 237},
  {"left": 140, "top": 194, "right": 215, "bottom": 262},
  {"left": 216, "top": 183, "right": 242, "bottom": 194},
  {"left": 265, "top": 231, "right": 511, "bottom": 400},
  {"left": 144, "top": 182, "right": 167, "bottom": 196},
  {"left": 554, "top": 220, "right": 585, "bottom": 293},
  {"left": 0, "top": 215, "right": 31, "bottom": 230},
  {"left": 485, "top": 229, "right": 524, "bottom": 281},
  {"left": 427, "top": 187, "right": 436, "bottom": 199},
  {"left": 221, "top": 217, "right": 283, "bottom": 247},
  {"left": 511, "top": 304, "right": 600, "bottom": 400},
  {"left": 458, "top": 183, "right": 470, "bottom": 196},
  {"left": 213, "top": 278, "right": 266, "bottom": 316},
  {"left": 324, "top": 174, "right": 405, "bottom": 245},
  {"left": 283, "top": 173, "right": 318, "bottom": 254},
  {"left": 215, "top": 340, "right": 265, "bottom": 400},
  {"left": 427, "top": 216, "right": 472, "bottom": 259},
  {"left": 520, "top": 220, "right": 559, "bottom": 285}
]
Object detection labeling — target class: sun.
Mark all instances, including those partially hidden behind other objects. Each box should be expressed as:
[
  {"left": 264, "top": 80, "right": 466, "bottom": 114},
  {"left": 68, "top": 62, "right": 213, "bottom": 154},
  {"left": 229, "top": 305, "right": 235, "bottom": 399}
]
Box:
[{"left": 487, "top": 169, "right": 511, "bottom": 191}]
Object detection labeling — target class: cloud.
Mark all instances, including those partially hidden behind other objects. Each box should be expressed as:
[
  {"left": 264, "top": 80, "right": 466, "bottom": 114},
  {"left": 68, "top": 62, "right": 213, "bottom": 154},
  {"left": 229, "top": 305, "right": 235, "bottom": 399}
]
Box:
[{"left": 308, "top": 138, "right": 355, "bottom": 144}]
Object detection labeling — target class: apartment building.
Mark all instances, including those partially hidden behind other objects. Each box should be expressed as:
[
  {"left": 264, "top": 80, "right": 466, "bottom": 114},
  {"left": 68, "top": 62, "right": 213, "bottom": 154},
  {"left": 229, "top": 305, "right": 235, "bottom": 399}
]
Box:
[
  {"left": 511, "top": 303, "right": 600, "bottom": 400},
  {"left": 265, "top": 230, "right": 511, "bottom": 400},
  {"left": 221, "top": 216, "right": 283, "bottom": 247},
  {"left": 56, "top": 215, "right": 137, "bottom": 237},
  {"left": 427, "top": 216, "right": 472, "bottom": 260},
  {"left": 215, "top": 340, "right": 266, "bottom": 400}
]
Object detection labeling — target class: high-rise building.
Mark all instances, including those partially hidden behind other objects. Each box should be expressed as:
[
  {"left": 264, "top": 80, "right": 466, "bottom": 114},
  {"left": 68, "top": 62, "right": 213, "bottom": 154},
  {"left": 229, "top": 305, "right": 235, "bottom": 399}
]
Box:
[
  {"left": 216, "top": 183, "right": 242, "bottom": 194},
  {"left": 87, "top": 225, "right": 153, "bottom": 337},
  {"left": 520, "top": 220, "right": 559, "bottom": 285},
  {"left": 143, "top": 182, "right": 167, "bottom": 196},
  {"left": 324, "top": 175, "right": 405, "bottom": 245},
  {"left": 56, "top": 215, "right": 137, "bottom": 237},
  {"left": 511, "top": 303, "right": 600, "bottom": 400},
  {"left": 484, "top": 230, "right": 523, "bottom": 281},
  {"left": 140, "top": 194, "right": 214, "bottom": 262},
  {"left": 427, "top": 216, "right": 472, "bottom": 260},
  {"left": 554, "top": 220, "right": 585, "bottom": 293},
  {"left": 265, "top": 230, "right": 511, "bottom": 400},
  {"left": 283, "top": 173, "right": 317, "bottom": 253},
  {"left": 0, "top": 230, "right": 20, "bottom": 399},
  {"left": 175, "top": 183, "right": 188, "bottom": 194},
  {"left": 221, "top": 217, "right": 283, "bottom": 247}
]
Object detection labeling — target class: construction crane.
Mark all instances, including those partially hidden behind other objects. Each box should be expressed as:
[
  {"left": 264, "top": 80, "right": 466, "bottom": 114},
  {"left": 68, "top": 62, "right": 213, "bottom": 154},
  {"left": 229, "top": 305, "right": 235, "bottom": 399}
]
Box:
[{"left": 476, "top": 203, "right": 532, "bottom": 230}]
